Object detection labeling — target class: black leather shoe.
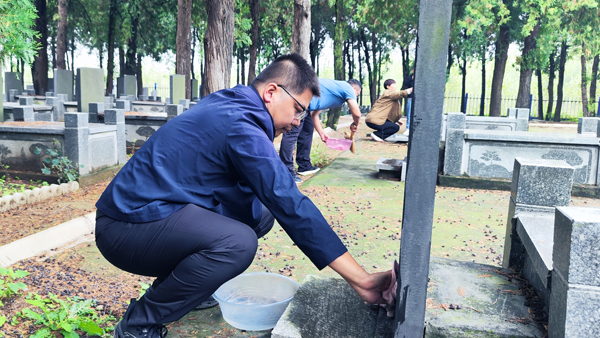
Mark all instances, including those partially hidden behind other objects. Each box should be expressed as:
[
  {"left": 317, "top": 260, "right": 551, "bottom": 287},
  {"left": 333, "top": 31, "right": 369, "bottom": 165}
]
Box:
[
  {"left": 113, "top": 320, "right": 168, "bottom": 338},
  {"left": 194, "top": 295, "right": 219, "bottom": 310}
]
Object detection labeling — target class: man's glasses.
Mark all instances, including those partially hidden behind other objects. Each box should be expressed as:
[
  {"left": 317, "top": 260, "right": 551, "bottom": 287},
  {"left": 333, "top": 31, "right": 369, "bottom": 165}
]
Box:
[{"left": 277, "top": 84, "right": 309, "bottom": 120}]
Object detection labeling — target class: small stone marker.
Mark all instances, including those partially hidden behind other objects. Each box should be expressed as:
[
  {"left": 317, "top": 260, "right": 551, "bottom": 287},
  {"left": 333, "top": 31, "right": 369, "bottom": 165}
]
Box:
[
  {"left": 167, "top": 104, "right": 183, "bottom": 121},
  {"left": 376, "top": 157, "right": 406, "bottom": 181},
  {"left": 89, "top": 102, "right": 105, "bottom": 123},
  {"left": 19, "top": 97, "right": 33, "bottom": 106},
  {"left": 577, "top": 117, "right": 600, "bottom": 134},
  {"left": 191, "top": 79, "right": 199, "bottom": 100},
  {"left": 13, "top": 106, "right": 34, "bottom": 121}
]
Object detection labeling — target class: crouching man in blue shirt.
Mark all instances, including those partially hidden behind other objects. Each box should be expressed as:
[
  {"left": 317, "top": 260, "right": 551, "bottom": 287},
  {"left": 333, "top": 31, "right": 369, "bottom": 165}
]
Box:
[{"left": 95, "top": 53, "right": 392, "bottom": 338}]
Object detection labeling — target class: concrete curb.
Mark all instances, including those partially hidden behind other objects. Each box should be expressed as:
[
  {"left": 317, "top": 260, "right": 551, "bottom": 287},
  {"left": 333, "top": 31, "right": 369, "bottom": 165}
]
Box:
[
  {"left": 0, "top": 181, "right": 79, "bottom": 213},
  {"left": 0, "top": 211, "right": 95, "bottom": 267}
]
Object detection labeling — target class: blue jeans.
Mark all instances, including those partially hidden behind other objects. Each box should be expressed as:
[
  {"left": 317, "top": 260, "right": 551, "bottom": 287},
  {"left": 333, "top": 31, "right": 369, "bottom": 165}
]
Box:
[
  {"left": 279, "top": 114, "right": 315, "bottom": 174},
  {"left": 405, "top": 98, "right": 412, "bottom": 130}
]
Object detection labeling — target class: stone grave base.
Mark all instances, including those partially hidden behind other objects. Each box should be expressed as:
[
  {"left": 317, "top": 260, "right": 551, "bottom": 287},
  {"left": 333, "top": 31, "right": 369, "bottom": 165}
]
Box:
[
  {"left": 273, "top": 258, "right": 543, "bottom": 338},
  {"left": 376, "top": 157, "right": 406, "bottom": 181},
  {"left": 384, "top": 133, "right": 409, "bottom": 143}
]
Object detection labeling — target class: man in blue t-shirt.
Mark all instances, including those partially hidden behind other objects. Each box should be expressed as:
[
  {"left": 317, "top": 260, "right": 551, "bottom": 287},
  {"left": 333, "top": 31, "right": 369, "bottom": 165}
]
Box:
[
  {"left": 95, "top": 54, "right": 391, "bottom": 338},
  {"left": 279, "top": 78, "right": 362, "bottom": 182}
]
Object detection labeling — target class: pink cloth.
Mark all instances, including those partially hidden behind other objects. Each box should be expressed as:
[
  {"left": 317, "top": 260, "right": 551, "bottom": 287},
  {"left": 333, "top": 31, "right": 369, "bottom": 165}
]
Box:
[
  {"left": 380, "top": 260, "right": 399, "bottom": 317},
  {"left": 325, "top": 138, "right": 353, "bottom": 150}
]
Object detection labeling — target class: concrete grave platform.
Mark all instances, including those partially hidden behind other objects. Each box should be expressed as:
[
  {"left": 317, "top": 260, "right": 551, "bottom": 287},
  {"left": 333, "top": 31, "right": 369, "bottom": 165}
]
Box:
[
  {"left": 273, "top": 258, "right": 543, "bottom": 338},
  {"left": 376, "top": 157, "right": 407, "bottom": 181},
  {"left": 384, "top": 133, "right": 409, "bottom": 143}
]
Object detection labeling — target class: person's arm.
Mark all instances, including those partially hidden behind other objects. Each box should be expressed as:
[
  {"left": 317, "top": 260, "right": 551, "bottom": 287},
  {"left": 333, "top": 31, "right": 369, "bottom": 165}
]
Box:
[
  {"left": 347, "top": 99, "right": 361, "bottom": 132},
  {"left": 388, "top": 88, "right": 413, "bottom": 101},
  {"left": 311, "top": 110, "right": 328, "bottom": 142},
  {"left": 329, "top": 252, "right": 393, "bottom": 304}
]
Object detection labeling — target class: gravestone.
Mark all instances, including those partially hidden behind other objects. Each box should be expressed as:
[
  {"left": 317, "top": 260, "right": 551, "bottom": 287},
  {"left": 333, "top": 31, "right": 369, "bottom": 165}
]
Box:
[
  {"left": 142, "top": 87, "right": 149, "bottom": 97},
  {"left": 76, "top": 68, "right": 104, "bottom": 113},
  {"left": 395, "top": 0, "right": 453, "bottom": 336},
  {"left": 116, "top": 100, "right": 132, "bottom": 112},
  {"left": 47, "top": 78, "right": 54, "bottom": 92},
  {"left": 443, "top": 112, "right": 466, "bottom": 176},
  {"left": 170, "top": 74, "right": 185, "bottom": 106},
  {"left": 178, "top": 99, "right": 190, "bottom": 109},
  {"left": 549, "top": 207, "right": 600, "bottom": 337},
  {"left": 54, "top": 69, "right": 73, "bottom": 101},
  {"left": 191, "top": 79, "right": 199, "bottom": 100},
  {"left": 64, "top": 113, "right": 90, "bottom": 175},
  {"left": 9, "top": 89, "right": 19, "bottom": 103},
  {"left": 4, "top": 72, "right": 23, "bottom": 98},
  {"left": 117, "top": 75, "right": 137, "bottom": 97}
]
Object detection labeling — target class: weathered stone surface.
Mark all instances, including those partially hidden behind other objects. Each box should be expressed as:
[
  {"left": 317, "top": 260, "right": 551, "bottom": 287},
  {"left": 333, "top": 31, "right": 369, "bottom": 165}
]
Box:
[
  {"left": 166, "top": 104, "right": 183, "bottom": 121},
  {"left": 425, "top": 258, "right": 543, "bottom": 337},
  {"left": 76, "top": 68, "right": 104, "bottom": 113},
  {"left": 13, "top": 106, "right": 34, "bottom": 121},
  {"left": 19, "top": 97, "right": 33, "bottom": 106},
  {"left": 443, "top": 113, "right": 466, "bottom": 176},
  {"left": 577, "top": 117, "right": 600, "bottom": 134},
  {"left": 104, "top": 109, "right": 127, "bottom": 164},
  {"left": 516, "top": 214, "right": 555, "bottom": 289},
  {"left": 553, "top": 207, "right": 600, "bottom": 286},
  {"left": 272, "top": 275, "right": 392, "bottom": 338},
  {"left": 117, "top": 75, "right": 137, "bottom": 97},
  {"left": 89, "top": 102, "right": 105, "bottom": 123},
  {"left": 116, "top": 100, "right": 131, "bottom": 112},
  {"left": 511, "top": 157, "right": 574, "bottom": 207},
  {"left": 191, "top": 79, "right": 199, "bottom": 100},
  {"left": 64, "top": 112, "right": 90, "bottom": 175},
  {"left": 549, "top": 268, "right": 600, "bottom": 338},
  {"left": 53, "top": 69, "right": 73, "bottom": 101},
  {"left": 383, "top": 133, "right": 409, "bottom": 143}
]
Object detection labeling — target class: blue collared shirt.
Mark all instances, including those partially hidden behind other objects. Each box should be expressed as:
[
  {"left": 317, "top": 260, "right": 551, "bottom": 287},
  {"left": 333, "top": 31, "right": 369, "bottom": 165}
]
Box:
[{"left": 96, "top": 84, "right": 347, "bottom": 269}]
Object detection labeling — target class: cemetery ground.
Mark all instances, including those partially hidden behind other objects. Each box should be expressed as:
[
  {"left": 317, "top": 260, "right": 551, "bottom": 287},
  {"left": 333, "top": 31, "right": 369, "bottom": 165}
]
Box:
[{"left": 1, "top": 118, "right": 599, "bottom": 337}]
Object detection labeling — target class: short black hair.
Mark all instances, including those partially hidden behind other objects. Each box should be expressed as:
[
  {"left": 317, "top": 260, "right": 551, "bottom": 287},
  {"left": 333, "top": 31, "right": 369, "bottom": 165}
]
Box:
[
  {"left": 347, "top": 79, "right": 361, "bottom": 90},
  {"left": 251, "top": 53, "right": 320, "bottom": 97},
  {"left": 383, "top": 79, "right": 396, "bottom": 89}
]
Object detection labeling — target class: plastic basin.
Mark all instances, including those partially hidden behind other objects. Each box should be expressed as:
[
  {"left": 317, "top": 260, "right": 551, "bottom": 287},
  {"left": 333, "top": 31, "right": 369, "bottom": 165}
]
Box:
[
  {"left": 326, "top": 138, "right": 353, "bottom": 150},
  {"left": 213, "top": 272, "right": 299, "bottom": 331}
]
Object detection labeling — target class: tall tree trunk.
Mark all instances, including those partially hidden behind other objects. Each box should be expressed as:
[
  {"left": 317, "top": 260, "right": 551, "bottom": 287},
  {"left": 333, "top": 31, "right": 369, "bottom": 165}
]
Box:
[
  {"left": 360, "top": 30, "right": 373, "bottom": 106},
  {"left": 241, "top": 52, "right": 246, "bottom": 85},
  {"left": 70, "top": 34, "right": 74, "bottom": 72},
  {"left": 368, "top": 31, "right": 377, "bottom": 104},
  {"left": 516, "top": 22, "right": 540, "bottom": 108},
  {"left": 358, "top": 45, "right": 363, "bottom": 105},
  {"left": 119, "top": 47, "right": 125, "bottom": 78},
  {"left": 446, "top": 44, "right": 453, "bottom": 81},
  {"left": 479, "top": 50, "right": 486, "bottom": 116},
  {"left": 98, "top": 44, "right": 104, "bottom": 68},
  {"left": 401, "top": 46, "right": 409, "bottom": 80},
  {"left": 546, "top": 50, "right": 556, "bottom": 120},
  {"left": 489, "top": 25, "right": 510, "bottom": 116},
  {"left": 191, "top": 26, "right": 196, "bottom": 80},
  {"left": 56, "top": 0, "right": 68, "bottom": 70},
  {"left": 247, "top": 0, "right": 260, "bottom": 83},
  {"left": 292, "top": 0, "right": 311, "bottom": 62},
  {"left": 580, "top": 47, "right": 590, "bottom": 117},
  {"left": 590, "top": 55, "right": 599, "bottom": 116},
  {"left": 125, "top": 15, "right": 138, "bottom": 76},
  {"left": 327, "top": 0, "right": 345, "bottom": 128},
  {"left": 176, "top": 0, "right": 192, "bottom": 99},
  {"left": 202, "top": 0, "right": 235, "bottom": 98},
  {"left": 459, "top": 55, "right": 467, "bottom": 113},
  {"left": 136, "top": 53, "right": 143, "bottom": 96},
  {"left": 536, "top": 69, "right": 543, "bottom": 120},
  {"left": 554, "top": 41, "right": 568, "bottom": 122},
  {"left": 50, "top": 35, "right": 56, "bottom": 70},
  {"left": 32, "top": 0, "right": 48, "bottom": 95}
]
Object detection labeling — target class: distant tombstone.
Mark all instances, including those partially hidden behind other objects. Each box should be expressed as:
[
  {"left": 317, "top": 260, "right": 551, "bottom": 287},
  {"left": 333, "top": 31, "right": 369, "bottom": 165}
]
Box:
[
  {"left": 54, "top": 69, "right": 74, "bottom": 101},
  {"left": 4, "top": 72, "right": 23, "bottom": 98},
  {"left": 191, "top": 79, "right": 199, "bottom": 100},
  {"left": 8, "top": 89, "right": 19, "bottom": 103},
  {"left": 89, "top": 102, "right": 105, "bottom": 123},
  {"left": 167, "top": 104, "right": 183, "bottom": 121},
  {"left": 45, "top": 92, "right": 55, "bottom": 97},
  {"left": 47, "top": 77, "right": 54, "bottom": 92},
  {"left": 179, "top": 99, "right": 190, "bottom": 109},
  {"left": 142, "top": 87, "right": 149, "bottom": 97},
  {"left": 116, "top": 100, "right": 131, "bottom": 112},
  {"left": 76, "top": 68, "right": 104, "bottom": 113},
  {"left": 19, "top": 97, "right": 33, "bottom": 106},
  {"left": 117, "top": 75, "right": 137, "bottom": 97},
  {"left": 170, "top": 74, "right": 185, "bottom": 106},
  {"left": 46, "top": 96, "right": 65, "bottom": 122},
  {"left": 577, "top": 117, "right": 600, "bottom": 134}
]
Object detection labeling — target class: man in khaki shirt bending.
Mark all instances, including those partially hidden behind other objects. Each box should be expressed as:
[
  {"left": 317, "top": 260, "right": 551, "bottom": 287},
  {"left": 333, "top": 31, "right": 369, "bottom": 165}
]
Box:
[{"left": 365, "top": 79, "right": 413, "bottom": 141}]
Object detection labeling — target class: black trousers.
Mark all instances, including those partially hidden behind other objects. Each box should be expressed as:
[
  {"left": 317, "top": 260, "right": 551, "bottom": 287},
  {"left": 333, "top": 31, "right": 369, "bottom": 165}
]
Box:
[
  {"left": 279, "top": 113, "right": 315, "bottom": 175},
  {"left": 95, "top": 204, "right": 274, "bottom": 326},
  {"left": 366, "top": 120, "right": 399, "bottom": 140}
]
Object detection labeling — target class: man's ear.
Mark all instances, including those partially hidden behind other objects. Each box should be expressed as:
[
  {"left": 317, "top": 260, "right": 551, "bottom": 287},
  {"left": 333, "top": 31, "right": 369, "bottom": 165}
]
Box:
[{"left": 262, "top": 83, "right": 278, "bottom": 104}]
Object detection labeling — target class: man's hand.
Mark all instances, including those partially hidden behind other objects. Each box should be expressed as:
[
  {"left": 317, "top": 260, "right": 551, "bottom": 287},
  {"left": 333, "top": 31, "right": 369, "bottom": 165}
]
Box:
[{"left": 320, "top": 133, "right": 329, "bottom": 142}]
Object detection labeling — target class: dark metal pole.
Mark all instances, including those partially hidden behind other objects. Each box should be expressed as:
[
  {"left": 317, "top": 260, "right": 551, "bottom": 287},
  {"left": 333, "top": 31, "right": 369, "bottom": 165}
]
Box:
[{"left": 394, "top": 0, "right": 453, "bottom": 337}]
